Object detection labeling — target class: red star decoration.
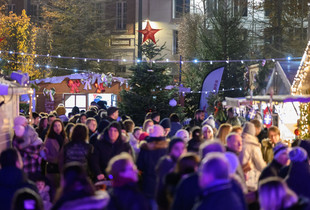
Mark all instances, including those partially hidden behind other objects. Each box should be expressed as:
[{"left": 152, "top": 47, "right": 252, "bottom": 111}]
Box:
[{"left": 138, "top": 21, "right": 161, "bottom": 44}]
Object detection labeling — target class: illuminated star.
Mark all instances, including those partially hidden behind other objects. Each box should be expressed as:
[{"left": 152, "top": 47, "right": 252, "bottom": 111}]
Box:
[{"left": 138, "top": 21, "right": 161, "bottom": 44}]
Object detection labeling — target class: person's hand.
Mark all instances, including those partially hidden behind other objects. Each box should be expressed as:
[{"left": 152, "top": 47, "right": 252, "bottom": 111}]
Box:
[
  {"left": 242, "top": 161, "right": 252, "bottom": 173},
  {"left": 97, "top": 174, "right": 105, "bottom": 181}
]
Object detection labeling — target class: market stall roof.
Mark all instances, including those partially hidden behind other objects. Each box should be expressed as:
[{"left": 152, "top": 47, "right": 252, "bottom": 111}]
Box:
[
  {"left": 32, "top": 73, "right": 128, "bottom": 85},
  {"left": 266, "top": 61, "right": 300, "bottom": 95},
  {"left": 292, "top": 40, "right": 310, "bottom": 95},
  {"left": 246, "top": 95, "right": 310, "bottom": 103},
  {"left": 0, "top": 77, "right": 32, "bottom": 95}
]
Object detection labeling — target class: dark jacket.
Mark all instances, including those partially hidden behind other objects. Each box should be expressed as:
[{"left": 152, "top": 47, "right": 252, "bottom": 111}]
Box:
[
  {"left": 189, "top": 118, "right": 203, "bottom": 128},
  {"left": 259, "top": 159, "right": 283, "bottom": 181},
  {"left": 171, "top": 173, "right": 201, "bottom": 210},
  {"left": 192, "top": 180, "right": 246, "bottom": 210},
  {"left": 155, "top": 155, "right": 176, "bottom": 209},
  {"left": 136, "top": 137, "right": 168, "bottom": 198},
  {"left": 0, "top": 166, "right": 38, "bottom": 210},
  {"left": 52, "top": 190, "right": 109, "bottom": 210},
  {"left": 62, "top": 141, "right": 93, "bottom": 170},
  {"left": 286, "top": 161, "right": 310, "bottom": 201},
  {"left": 168, "top": 122, "right": 182, "bottom": 138},
  {"left": 107, "top": 184, "right": 150, "bottom": 210},
  {"left": 90, "top": 131, "right": 132, "bottom": 178}
]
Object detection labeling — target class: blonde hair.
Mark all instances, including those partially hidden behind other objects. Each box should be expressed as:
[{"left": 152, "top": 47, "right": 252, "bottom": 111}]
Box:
[
  {"left": 259, "top": 177, "right": 298, "bottom": 210},
  {"left": 216, "top": 123, "right": 232, "bottom": 145}
]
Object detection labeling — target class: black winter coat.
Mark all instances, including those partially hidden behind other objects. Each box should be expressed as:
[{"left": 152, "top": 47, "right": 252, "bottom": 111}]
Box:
[
  {"left": 136, "top": 138, "right": 168, "bottom": 198},
  {"left": 192, "top": 180, "right": 246, "bottom": 210},
  {"left": 90, "top": 136, "right": 132, "bottom": 178},
  {"left": 0, "top": 167, "right": 38, "bottom": 210},
  {"left": 259, "top": 159, "right": 283, "bottom": 181},
  {"left": 63, "top": 141, "right": 93, "bottom": 169},
  {"left": 107, "top": 184, "right": 150, "bottom": 210}
]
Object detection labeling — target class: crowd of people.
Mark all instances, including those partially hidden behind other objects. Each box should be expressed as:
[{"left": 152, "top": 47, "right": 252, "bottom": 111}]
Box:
[{"left": 1, "top": 103, "right": 310, "bottom": 210}]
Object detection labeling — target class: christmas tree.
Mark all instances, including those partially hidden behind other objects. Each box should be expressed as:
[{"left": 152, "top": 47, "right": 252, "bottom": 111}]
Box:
[{"left": 118, "top": 41, "right": 182, "bottom": 125}]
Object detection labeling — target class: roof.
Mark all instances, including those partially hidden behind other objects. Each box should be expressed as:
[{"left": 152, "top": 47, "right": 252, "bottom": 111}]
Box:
[
  {"left": 246, "top": 95, "right": 310, "bottom": 103},
  {"left": 0, "top": 77, "right": 33, "bottom": 95},
  {"left": 32, "top": 73, "right": 128, "bottom": 85},
  {"left": 278, "top": 61, "right": 300, "bottom": 85}
]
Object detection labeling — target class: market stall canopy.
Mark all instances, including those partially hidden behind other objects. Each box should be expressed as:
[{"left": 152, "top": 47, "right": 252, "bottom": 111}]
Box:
[
  {"left": 266, "top": 61, "right": 300, "bottom": 95},
  {"left": 246, "top": 95, "right": 310, "bottom": 103}
]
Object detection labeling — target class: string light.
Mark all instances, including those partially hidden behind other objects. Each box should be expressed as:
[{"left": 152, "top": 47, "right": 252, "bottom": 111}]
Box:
[
  {"left": 0, "top": 50, "right": 302, "bottom": 64},
  {"left": 182, "top": 87, "right": 243, "bottom": 94}
]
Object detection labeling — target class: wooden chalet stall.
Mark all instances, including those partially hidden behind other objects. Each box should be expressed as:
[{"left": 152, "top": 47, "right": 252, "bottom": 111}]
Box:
[
  {"left": 33, "top": 73, "right": 129, "bottom": 113},
  {"left": 0, "top": 76, "right": 33, "bottom": 153}
]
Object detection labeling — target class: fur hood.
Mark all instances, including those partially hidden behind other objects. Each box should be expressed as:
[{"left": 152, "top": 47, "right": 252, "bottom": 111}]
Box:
[{"left": 140, "top": 139, "right": 168, "bottom": 151}]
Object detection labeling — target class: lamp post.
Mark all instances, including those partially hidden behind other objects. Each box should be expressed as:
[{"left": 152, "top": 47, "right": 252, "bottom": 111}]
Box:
[{"left": 138, "top": 0, "right": 142, "bottom": 60}]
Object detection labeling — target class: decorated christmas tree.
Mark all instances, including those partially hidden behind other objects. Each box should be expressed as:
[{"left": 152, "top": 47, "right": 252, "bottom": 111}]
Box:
[{"left": 118, "top": 22, "right": 182, "bottom": 124}]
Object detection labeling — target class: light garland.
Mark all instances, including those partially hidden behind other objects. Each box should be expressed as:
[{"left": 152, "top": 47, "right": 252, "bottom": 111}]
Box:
[
  {"left": 292, "top": 40, "right": 310, "bottom": 95},
  {"left": 182, "top": 87, "right": 243, "bottom": 94},
  {"left": 0, "top": 50, "right": 302, "bottom": 64},
  {"left": 299, "top": 103, "right": 310, "bottom": 139}
]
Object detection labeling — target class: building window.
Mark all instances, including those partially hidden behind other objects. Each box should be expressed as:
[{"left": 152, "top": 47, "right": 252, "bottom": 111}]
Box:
[
  {"left": 173, "top": 30, "right": 179, "bottom": 54},
  {"left": 64, "top": 94, "right": 87, "bottom": 114},
  {"left": 206, "top": 0, "right": 247, "bottom": 17},
  {"left": 174, "top": 0, "right": 190, "bottom": 19},
  {"left": 116, "top": 1, "right": 127, "bottom": 30}
]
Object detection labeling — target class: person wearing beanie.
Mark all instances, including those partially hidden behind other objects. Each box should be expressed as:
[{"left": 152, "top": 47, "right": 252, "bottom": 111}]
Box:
[
  {"left": 106, "top": 153, "right": 150, "bottom": 210},
  {"left": 151, "top": 112, "right": 161, "bottom": 124},
  {"left": 107, "top": 107, "right": 119, "bottom": 122},
  {"left": 259, "top": 142, "right": 290, "bottom": 181},
  {"left": 160, "top": 118, "right": 171, "bottom": 137},
  {"left": 155, "top": 137, "right": 186, "bottom": 209},
  {"left": 56, "top": 106, "right": 69, "bottom": 123},
  {"left": 137, "top": 124, "right": 168, "bottom": 206},
  {"left": 240, "top": 122, "right": 266, "bottom": 191},
  {"left": 286, "top": 147, "right": 310, "bottom": 201},
  {"left": 90, "top": 121, "right": 132, "bottom": 182},
  {"left": 202, "top": 116, "right": 216, "bottom": 130}
]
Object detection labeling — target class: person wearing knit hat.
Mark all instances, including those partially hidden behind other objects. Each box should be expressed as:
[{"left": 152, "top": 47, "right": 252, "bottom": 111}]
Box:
[
  {"left": 240, "top": 121, "right": 266, "bottom": 191},
  {"left": 259, "top": 142, "right": 289, "bottom": 181},
  {"left": 56, "top": 106, "right": 68, "bottom": 123},
  {"left": 137, "top": 124, "right": 168, "bottom": 202},
  {"left": 90, "top": 121, "right": 132, "bottom": 182},
  {"left": 286, "top": 146, "right": 310, "bottom": 201},
  {"left": 160, "top": 118, "right": 171, "bottom": 137},
  {"left": 202, "top": 116, "right": 216, "bottom": 129},
  {"left": 156, "top": 137, "right": 186, "bottom": 209},
  {"left": 107, "top": 107, "right": 119, "bottom": 122},
  {"left": 289, "top": 147, "right": 307, "bottom": 163},
  {"left": 242, "top": 122, "right": 256, "bottom": 136}
]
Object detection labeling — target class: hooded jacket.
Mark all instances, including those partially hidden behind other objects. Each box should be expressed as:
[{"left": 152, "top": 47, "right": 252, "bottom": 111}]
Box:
[
  {"left": 90, "top": 122, "right": 133, "bottom": 178},
  {"left": 239, "top": 133, "right": 266, "bottom": 191},
  {"left": 136, "top": 136, "right": 168, "bottom": 198}
]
